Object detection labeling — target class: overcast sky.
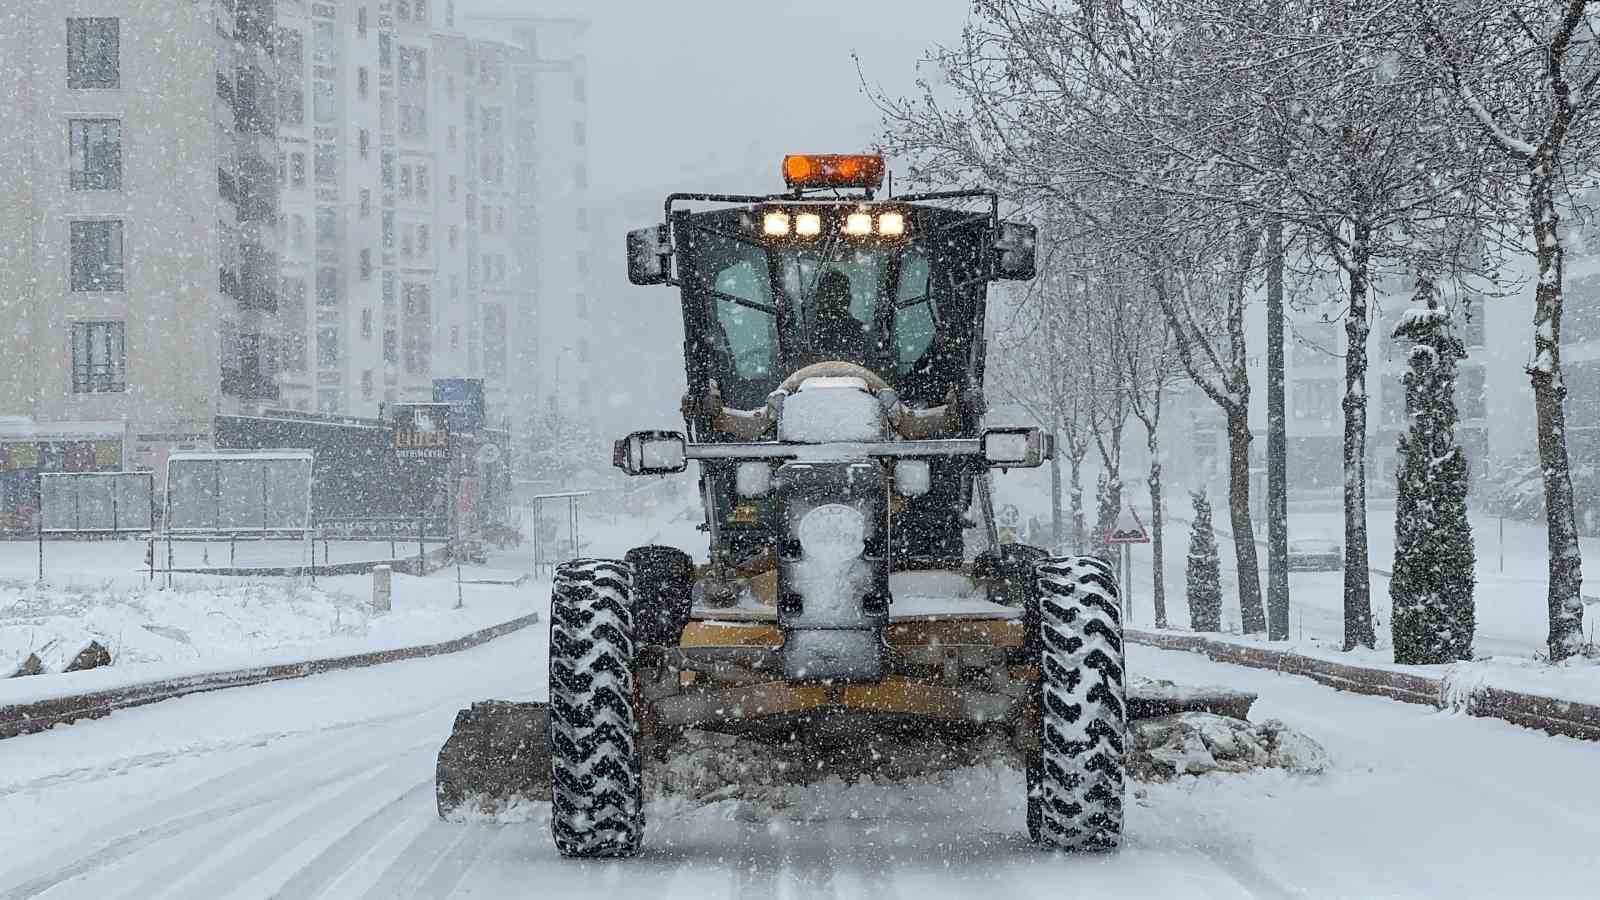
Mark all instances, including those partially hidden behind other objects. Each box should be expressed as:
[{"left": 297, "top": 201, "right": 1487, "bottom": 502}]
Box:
[{"left": 466, "top": 0, "right": 969, "bottom": 212}]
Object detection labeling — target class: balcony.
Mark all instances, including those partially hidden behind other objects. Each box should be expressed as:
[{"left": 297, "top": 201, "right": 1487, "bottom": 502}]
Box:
[
  {"left": 217, "top": 168, "right": 237, "bottom": 205},
  {"left": 219, "top": 266, "right": 240, "bottom": 300},
  {"left": 222, "top": 368, "right": 281, "bottom": 401},
  {"left": 239, "top": 244, "right": 279, "bottom": 312}
]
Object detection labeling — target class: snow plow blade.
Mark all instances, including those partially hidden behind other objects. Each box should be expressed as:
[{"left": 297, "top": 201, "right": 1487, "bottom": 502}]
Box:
[{"left": 435, "top": 700, "right": 551, "bottom": 819}]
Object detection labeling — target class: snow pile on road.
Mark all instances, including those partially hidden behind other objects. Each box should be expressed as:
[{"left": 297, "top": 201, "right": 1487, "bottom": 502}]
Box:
[
  {"left": 0, "top": 576, "right": 369, "bottom": 674},
  {"left": 1129, "top": 712, "right": 1329, "bottom": 781},
  {"left": 645, "top": 717, "right": 1328, "bottom": 821}
]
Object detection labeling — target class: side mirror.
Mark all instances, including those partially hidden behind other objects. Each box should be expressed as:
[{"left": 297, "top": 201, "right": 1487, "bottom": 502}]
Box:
[
  {"left": 982, "top": 427, "right": 1051, "bottom": 468},
  {"left": 994, "top": 221, "right": 1037, "bottom": 281},
  {"left": 613, "top": 430, "right": 688, "bottom": 475},
  {"left": 627, "top": 224, "right": 670, "bottom": 285}
]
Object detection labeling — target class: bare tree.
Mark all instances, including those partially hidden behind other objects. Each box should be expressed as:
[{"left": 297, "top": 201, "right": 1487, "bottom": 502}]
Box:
[{"left": 1417, "top": 0, "right": 1600, "bottom": 660}]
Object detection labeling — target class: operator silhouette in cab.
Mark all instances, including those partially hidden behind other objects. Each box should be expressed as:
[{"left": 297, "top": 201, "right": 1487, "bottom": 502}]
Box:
[{"left": 809, "top": 270, "right": 869, "bottom": 364}]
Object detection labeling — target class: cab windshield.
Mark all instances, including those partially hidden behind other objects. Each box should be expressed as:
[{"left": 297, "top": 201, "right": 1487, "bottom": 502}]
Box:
[{"left": 684, "top": 208, "right": 975, "bottom": 410}]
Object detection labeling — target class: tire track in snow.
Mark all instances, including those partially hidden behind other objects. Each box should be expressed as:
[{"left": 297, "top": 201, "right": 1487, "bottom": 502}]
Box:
[{"left": 262, "top": 779, "right": 433, "bottom": 900}]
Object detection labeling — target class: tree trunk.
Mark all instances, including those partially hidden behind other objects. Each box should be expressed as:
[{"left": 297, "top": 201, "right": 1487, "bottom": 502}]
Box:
[
  {"left": 1529, "top": 173, "right": 1586, "bottom": 661},
  {"left": 1226, "top": 406, "right": 1267, "bottom": 633},
  {"left": 1342, "top": 228, "right": 1376, "bottom": 650},
  {"left": 1069, "top": 452, "right": 1085, "bottom": 554},
  {"left": 1266, "top": 215, "right": 1290, "bottom": 640},
  {"left": 1050, "top": 421, "right": 1064, "bottom": 554},
  {"left": 1149, "top": 445, "right": 1168, "bottom": 629}
]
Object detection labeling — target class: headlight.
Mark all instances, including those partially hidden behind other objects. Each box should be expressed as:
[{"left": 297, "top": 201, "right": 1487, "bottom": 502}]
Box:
[
  {"left": 895, "top": 460, "right": 930, "bottom": 497},
  {"left": 795, "top": 212, "right": 822, "bottom": 236},
  {"left": 877, "top": 212, "right": 905, "bottom": 236},
  {"left": 736, "top": 461, "right": 772, "bottom": 497},
  {"left": 844, "top": 212, "right": 873, "bottom": 236},
  {"left": 797, "top": 503, "right": 866, "bottom": 562},
  {"left": 763, "top": 212, "right": 791, "bottom": 236}
]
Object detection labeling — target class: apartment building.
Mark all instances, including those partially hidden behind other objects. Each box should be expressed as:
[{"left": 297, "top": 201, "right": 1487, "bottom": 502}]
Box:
[
  {"left": 271, "top": 0, "right": 529, "bottom": 429},
  {"left": 0, "top": 1, "right": 282, "bottom": 529},
  {"left": 462, "top": 11, "right": 594, "bottom": 441}
]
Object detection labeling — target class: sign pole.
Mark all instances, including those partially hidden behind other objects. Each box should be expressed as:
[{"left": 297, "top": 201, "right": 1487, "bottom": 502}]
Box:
[{"left": 36, "top": 475, "right": 44, "bottom": 583}]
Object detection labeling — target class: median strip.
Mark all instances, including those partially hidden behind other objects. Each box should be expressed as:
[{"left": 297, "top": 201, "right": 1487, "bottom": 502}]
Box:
[
  {"left": 0, "top": 611, "right": 541, "bottom": 741},
  {"left": 1128, "top": 627, "right": 1600, "bottom": 742}
]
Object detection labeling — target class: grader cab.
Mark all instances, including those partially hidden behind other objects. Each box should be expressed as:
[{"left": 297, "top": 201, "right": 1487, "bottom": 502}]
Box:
[{"left": 436, "top": 155, "right": 1130, "bottom": 857}]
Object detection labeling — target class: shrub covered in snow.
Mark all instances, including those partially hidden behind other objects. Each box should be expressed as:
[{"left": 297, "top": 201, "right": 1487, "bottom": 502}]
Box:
[
  {"left": 1389, "top": 306, "right": 1475, "bottom": 664},
  {"left": 1186, "top": 490, "right": 1223, "bottom": 631}
]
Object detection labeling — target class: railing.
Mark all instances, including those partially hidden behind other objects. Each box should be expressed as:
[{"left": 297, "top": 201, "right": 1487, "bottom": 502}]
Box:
[{"left": 217, "top": 168, "right": 237, "bottom": 204}]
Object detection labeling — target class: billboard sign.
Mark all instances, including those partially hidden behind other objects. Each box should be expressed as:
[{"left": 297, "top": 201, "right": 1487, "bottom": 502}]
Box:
[
  {"left": 166, "top": 450, "right": 313, "bottom": 533},
  {"left": 433, "top": 378, "right": 485, "bottom": 434},
  {"left": 39, "top": 472, "right": 154, "bottom": 533},
  {"left": 392, "top": 403, "right": 451, "bottom": 462}
]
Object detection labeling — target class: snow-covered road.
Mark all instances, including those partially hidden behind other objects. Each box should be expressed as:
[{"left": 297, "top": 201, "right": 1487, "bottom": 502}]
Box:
[{"left": 2, "top": 619, "right": 1595, "bottom": 899}]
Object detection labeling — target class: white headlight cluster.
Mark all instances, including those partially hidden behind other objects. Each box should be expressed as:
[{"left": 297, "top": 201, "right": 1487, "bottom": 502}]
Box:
[{"left": 759, "top": 210, "right": 907, "bottom": 237}]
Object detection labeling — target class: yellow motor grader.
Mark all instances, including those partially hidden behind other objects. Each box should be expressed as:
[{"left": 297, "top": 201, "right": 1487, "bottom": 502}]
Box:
[{"left": 436, "top": 154, "right": 1129, "bottom": 856}]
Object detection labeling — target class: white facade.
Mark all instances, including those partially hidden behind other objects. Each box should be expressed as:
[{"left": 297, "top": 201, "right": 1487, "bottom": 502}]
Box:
[{"left": 0, "top": 0, "right": 282, "bottom": 528}]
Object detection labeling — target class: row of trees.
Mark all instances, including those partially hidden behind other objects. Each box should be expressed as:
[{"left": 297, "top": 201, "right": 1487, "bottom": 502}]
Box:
[{"left": 878, "top": 0, "right": 1599, "bottom": 660}]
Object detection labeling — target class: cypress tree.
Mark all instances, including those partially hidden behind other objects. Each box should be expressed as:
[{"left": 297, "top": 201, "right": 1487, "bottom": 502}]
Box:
[
  {"left": 1186, "top": 490, "right": 1223, "bottom": 631},
  {"left": 1390, "top": 303, "right": 1475, "bottom": 664}
]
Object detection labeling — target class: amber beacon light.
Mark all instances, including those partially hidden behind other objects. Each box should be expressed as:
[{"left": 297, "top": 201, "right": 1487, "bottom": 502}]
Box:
[{"left": 782, "top": 154, "right": 886, "bottom": 190}]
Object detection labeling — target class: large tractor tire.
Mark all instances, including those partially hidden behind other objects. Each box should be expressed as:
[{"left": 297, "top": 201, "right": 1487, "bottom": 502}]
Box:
[
  {"left": 624, "top": 545, "right": 695, "bottom": 647},
  {"left": 1027, "top": 554, "right": 1127, "bottom": 851},
  {"left": 548, "top": 558, "right": 644, "bottom": 858}
]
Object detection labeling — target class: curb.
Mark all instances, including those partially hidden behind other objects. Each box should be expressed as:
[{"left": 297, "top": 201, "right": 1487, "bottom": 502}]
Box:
[
  {"left": 0, "top": 611, "right": 541, "bottom": 740},
  {"left": 1127, "top": 628, "right": 1600, "bottom": 742}
]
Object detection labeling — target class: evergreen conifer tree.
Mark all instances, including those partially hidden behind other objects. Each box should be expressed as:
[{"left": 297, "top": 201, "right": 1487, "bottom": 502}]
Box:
[
  {"left": 1390, "top": 303, "right": 1475, "bottom": 663},
  {"left": 1186, "top": 490, "right": 1223, "bottom": 631}
]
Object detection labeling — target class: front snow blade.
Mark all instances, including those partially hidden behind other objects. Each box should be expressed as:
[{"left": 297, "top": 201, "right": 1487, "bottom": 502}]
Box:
[{"left": 436, "top": 699, "right": 552, "bottom": 819}]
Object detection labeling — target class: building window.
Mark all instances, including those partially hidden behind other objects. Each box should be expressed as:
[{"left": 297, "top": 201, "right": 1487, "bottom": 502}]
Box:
[
  {"left": 277, "top": 29, "right": 304, "bottom": 125},
  {"left": 316, "top": 265, "right": 339, "bottom": 306},
  {"left": 382, "top": 211, "right": 395, "bottom": 248},
  {"left": 359, "top": 188, "right": 371, "bottom": 217},
  {"left": 380, "top": 151, "right": 394, "bottom": 189},
  {"left": 416, "top": 165, "right": 429, "bottom": 199},
  {"left": 398, "top": 48, "right": 428, "bottom": 137},
  {"left": 358, "top": 67, "right": 369, "bottom": 98},
  {"left": 359, "top": 128, "right": 370, "bottom": 159},
  {"left": 495, "top": 206, "right": 505, "bottom": 233},
  {"left": 71, "top": 321, "right": 125, "bottom": 392},
  {"left": 360, "top": 248, "right": 372, "bottom": 280},
  {"left": 291, "top": 152, "right": 306, "bottom": 188},
  {"left": 383, "top": 328, "right": 398, "bottom": 364},
  {"left": 399, "top": 164, "right": 412, "bottom": 197},
  {"left": 68, "top": 118, "right": 121, "bottom": 191},
  {"left": 448, "top": 224, "right": 457, "bottom": 249},
  {"left": 67, "top": 18, "right": 119, "bottom": 89},
  {"left": 70, "top": 220, "right": 124, "bottom": 292},
  {"left": 400, "top": 224, "right": 413, "bottom": 257},
  {"left": 316, "top": 206, "right": 337, "bottom": 244},
  {"left": 315, "top": 144, "right": 337, "bottom": 183},
  {"left": 398, "top": 0, "right": 411, "bottom": 21},
  {"left": 382, "top": 270, "right": 396, "bottom": 307},
  {"left": 293, "top": 214, "right": 307, "bottom": 248},
  {"left": 448, "top": 174, "right": 457, "bottom": 200},
  {"left": 362, "top": 369, "right": 375, "bottom": 401},
  {"left": 480, "top": 107, "right": 504, "bottom": 183},
  {"left": 361, "top": 307, "right": 373, "bottom": 339},
  {"left": 316, "top": 326, "right": 339, "bottom": 369},
  {"left": 416, "top": 0, "right": 429, "bottom": 22},
  {"left": 417, "top": 224, "right": 429, "bottom": 256},
  {"left": 483, "top": 305, "right": 506, "bottom": 377},
  {"left": 281, "top": 277, "right": 307, "bottom": 373},
  {"left": 402, "top": 283, "right": 431, "bottom": 374},
  {"left": 378, "top": 32, "right": 392, "bottom": 70},
  {"left": 447, "top": 125, "right": 457, "bottom": 150},
  {"left": 357, "top": 6, "right": 368, "bottom": 36}
]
